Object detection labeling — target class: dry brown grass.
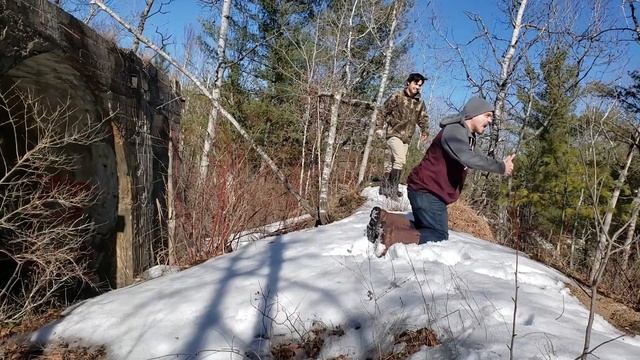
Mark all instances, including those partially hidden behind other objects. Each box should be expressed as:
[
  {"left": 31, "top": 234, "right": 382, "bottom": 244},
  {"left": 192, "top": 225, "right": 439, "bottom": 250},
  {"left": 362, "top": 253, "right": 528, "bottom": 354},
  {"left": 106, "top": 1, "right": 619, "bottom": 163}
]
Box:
[
  {"left": 380, "top": 327, "right": 440, "bottom": 360},
  {"left": 1, "top": 308, "right": 107, "bottom": 360},
  {"left": 270, "top": 324, "right": 345, "bottom": 360},
  {"left": 329, "top": 186, "right": 367, "bottom": 221},
  {"left": 1, "top": 342, "right": 107, "bottom": 360},
  {"left": 448, "top": 200, "right": 495, "bottom": 241},
  {"left": 568, "top": 284, "right": 640, "bottom": 336}
]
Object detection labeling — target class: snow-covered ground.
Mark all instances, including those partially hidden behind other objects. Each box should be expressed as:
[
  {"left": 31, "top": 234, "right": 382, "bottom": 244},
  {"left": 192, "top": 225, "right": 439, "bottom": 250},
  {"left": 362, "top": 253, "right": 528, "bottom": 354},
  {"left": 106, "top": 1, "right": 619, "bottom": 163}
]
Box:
[{"left": 33, "top": 187, "right": 640, "bottom": 359}]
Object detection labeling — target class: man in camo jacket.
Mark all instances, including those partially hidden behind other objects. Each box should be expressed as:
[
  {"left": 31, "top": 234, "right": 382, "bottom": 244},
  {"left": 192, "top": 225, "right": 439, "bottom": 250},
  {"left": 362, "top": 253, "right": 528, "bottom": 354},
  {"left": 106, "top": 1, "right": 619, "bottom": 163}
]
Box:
[{"left": 378, "top": 73, "right": 430, "bottom": 199}]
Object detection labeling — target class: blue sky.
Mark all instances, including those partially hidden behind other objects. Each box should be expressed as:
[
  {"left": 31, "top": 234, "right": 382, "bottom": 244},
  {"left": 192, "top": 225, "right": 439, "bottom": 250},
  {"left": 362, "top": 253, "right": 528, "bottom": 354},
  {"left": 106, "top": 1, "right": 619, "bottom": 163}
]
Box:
[{"left": 101, "top": 0, "right": 639, "bottom": 109}]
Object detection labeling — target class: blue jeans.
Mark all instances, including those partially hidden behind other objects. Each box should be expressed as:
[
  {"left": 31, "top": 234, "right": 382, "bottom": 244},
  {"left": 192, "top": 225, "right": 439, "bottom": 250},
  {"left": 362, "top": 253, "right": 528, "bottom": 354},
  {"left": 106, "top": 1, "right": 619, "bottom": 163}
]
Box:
[{"left": 408, "top": 190, "right": 449, "bottom": 244}]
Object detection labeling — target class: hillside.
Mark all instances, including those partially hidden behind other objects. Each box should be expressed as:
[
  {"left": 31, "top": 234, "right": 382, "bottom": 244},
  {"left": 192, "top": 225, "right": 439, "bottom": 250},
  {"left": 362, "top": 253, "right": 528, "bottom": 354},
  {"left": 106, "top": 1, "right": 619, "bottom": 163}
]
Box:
[{"left": 31, "top": 188, "right": 640, "bottom": 359}]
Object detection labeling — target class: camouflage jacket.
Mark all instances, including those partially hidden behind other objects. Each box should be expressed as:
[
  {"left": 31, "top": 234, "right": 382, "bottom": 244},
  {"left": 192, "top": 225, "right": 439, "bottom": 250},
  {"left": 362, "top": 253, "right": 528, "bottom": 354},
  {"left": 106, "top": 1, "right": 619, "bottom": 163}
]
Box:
[{"left": 381, "top": 90, "right": 429, "bottom": 143}]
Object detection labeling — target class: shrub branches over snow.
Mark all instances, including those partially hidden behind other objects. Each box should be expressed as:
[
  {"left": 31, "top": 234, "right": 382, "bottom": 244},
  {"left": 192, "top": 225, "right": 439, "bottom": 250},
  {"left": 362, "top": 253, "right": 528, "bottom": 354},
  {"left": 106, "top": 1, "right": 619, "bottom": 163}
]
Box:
[{"left": 0, "top": 88, "right": 107, "bottom": 324}]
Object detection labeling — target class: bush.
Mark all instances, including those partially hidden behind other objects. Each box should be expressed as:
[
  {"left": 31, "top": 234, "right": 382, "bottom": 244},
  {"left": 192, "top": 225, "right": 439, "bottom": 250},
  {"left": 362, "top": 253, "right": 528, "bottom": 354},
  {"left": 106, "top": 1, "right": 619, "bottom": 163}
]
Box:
[{"left": 0, "top": 90, "right": 105, "bottom": 324}]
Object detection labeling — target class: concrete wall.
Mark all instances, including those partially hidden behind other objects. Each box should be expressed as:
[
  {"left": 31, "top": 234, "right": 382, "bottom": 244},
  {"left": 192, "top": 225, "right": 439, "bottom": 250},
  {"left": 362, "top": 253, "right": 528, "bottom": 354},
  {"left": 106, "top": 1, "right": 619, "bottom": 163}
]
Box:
[{"left": 0, "top": 0, "right": 182, "bottom": 287}]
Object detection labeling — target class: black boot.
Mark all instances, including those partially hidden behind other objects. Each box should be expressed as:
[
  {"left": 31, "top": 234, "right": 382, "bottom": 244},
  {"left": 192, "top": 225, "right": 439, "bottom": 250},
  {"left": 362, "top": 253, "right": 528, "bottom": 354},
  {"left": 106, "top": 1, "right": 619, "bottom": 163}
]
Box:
[
  {"left": 366, "top": 206, "right": 382, "bottom": 243},
  {"left": 388, "top": 169, "right": 403, "bottom": 199}
]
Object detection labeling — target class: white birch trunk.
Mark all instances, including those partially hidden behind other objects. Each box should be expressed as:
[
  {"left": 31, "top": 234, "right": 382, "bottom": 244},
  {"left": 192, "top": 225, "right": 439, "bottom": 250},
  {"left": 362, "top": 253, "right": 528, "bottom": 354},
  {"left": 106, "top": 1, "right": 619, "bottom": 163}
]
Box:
[
  {"left": 317, "top": 0, "right": 358, "bottom": 224},
  {"left": 318, "top": 91, "right": 343, "bottom": 224},
  {"left": 299, "top": 20, "right": 320, "bottom": 195},
  {"left": 199, "top": 0, "right": 232, "bottom": 181},
  {"left": 622, "top": 189, "right": 640, "bottom": 271},
  {"left": 489, "top": 0, "right": 528, "bottom": 156},
  {"left": 357, "top": 0, "right": 399, "bottom": 186},
  {"left": 167, "top": 123, "right": 176, "bottom": 265},
  {"left": 481, "top": 0, "right": 528, "bottom": 239}
]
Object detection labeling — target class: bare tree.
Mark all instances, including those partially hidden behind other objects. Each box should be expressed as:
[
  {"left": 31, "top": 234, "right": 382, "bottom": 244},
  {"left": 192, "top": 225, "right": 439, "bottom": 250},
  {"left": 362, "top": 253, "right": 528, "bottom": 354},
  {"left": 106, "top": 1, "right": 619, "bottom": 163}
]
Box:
[
  {"left": 627, "top": 0, "right": 640, "bottom": 41},
  {"left": 52, "top": 0, "right": 108, "bottom": 25},
  {"left": 577, "top": 105, "right": 639, "bottom": 359},
  {"left": 622, "top": 189, "right": 640, "bottom": 271},
  {"left": 317, "top": 0, "right": 356, "bottom": 224},
  {"left": 589, "top": 126, "right": 638, "bottom": 282},
  {"left": 199, "top": 0, "right": 232, "bottom": 181},
  {"left": 357, "top": 0, "right": 402, "bottom": 186},
  {"left": 487, "top": 0, "right": 529, "bottom": 157},
  {"left": 298, "top": 18, "right": 321, "bottom": 196},
  {"left": 132, "top": 0, "right": 155, "bottom": 54},
  {"left": 0, "top": 88, "right": 107, "bottom": 323}
]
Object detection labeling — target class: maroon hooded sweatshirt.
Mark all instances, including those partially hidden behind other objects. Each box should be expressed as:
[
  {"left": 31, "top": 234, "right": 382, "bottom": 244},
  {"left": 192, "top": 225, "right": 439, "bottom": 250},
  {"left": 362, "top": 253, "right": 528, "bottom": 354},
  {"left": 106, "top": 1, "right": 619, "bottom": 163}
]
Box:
[{"left": 407, "top": 112, "right": 505, "bottom": 205}]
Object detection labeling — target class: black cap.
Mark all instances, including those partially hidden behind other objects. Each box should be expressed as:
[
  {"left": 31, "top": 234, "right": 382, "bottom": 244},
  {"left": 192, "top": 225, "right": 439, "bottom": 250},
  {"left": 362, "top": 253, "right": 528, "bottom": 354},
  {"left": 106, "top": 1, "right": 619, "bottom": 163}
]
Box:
[{"left": 406, "top": 73, "right": 427, "bottom": 84}]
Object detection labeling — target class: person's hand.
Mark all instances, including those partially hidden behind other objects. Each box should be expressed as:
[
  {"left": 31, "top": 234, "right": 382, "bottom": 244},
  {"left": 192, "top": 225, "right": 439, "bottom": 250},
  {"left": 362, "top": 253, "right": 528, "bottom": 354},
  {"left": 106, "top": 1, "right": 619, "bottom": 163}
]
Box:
[
  {"left": 503, "top": 154, "right": 516, "bottom": 176},
  {"left": 420, "top": 133, "right": 429, "bottom": 143}
]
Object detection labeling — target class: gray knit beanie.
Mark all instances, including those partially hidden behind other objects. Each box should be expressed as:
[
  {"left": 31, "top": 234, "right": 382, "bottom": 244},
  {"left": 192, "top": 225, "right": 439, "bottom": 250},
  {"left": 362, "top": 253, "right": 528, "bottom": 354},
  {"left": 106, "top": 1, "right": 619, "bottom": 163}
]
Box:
[{"left": 461, "top": 97, "right": 494, "bottom": 119}]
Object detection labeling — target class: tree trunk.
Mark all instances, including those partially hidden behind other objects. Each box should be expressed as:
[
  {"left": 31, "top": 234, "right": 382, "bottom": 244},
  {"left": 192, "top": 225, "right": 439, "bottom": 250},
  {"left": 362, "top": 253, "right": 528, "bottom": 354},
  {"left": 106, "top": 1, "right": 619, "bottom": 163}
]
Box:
[
  {"left": 317, "top": 0, "right": 358, "bottom": 224},
  {"left": 580, "top": 280, "right": 600, "bottom": 360},
  {"left": 318, "top": 91, "right": 343, "bottom": 224},
  {"left": 167, "top": 123, "right": 177, "bottom": 265},
  {"left": 299, "top": 99, "right": 311, "bottom": 194},
  {"left": 622, "top": 189, "right": 640, "bottom": 271},
  {"left": 570, "top": 189, "right": 584, "bottom": 270},
  {"left": 590, "top": 141, "right": 636, "bottom": 282},
  {"left": 357, "top": 0, "right": 400, "bottom": 186},
  {"left": 299, "top": 20, "right": 320, "bottom": 195},
  {"left": 199, "top": 0, "right": 232, "bottom": 181},
  {"left": 131, "top": 0, "right": 154, "bottom": 54},
  {"left": 485, "top": 0, "right": 528, "bottom": 242},
  {"left": 628, "top": 0, "right": 640, "bottom": 41},
  {"left": 93, "top": 0, "right": 317, "bottom": 219},
  {"left": 488, "top": 0, "right": 528, "bottom": 156}
]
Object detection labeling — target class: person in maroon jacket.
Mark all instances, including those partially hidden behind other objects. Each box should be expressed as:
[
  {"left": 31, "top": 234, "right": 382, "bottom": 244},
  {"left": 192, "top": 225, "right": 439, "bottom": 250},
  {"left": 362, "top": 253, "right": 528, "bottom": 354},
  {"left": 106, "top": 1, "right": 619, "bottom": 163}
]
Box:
[{"left": 367, "top": 96, "right": 515, "bottom": 257}]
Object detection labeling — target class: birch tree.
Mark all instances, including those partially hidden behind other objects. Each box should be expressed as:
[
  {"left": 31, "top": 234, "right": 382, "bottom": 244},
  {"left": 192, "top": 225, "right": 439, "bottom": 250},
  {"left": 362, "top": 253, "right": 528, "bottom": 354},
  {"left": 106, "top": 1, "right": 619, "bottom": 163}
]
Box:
[
  {"left": 198, "top": 0, "right": 232, "bottom": 181},
  {"left": 487, "top": 0, "right": 528, "bottom": 157},
  {"left": 622, "top": 189, "right": 640, "bottom": 271},
  {"left": 318, "top": 0, "right": 358, "bottom": 225},
  {"left": 131, "top": 0, "right": 155, "bottom": 54},
  {"left": 357, "top": 0, "right": 401, "bottom": 186}
]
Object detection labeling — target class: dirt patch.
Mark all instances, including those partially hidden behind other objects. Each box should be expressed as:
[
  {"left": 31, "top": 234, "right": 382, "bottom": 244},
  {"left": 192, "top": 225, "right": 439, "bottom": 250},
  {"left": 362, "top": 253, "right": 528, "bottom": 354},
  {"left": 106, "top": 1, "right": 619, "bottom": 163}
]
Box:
[
  {"left": 381, "top": 327, "right": 440, "bottom": 360},
  {"left": 1, "top": 310, "right": 107, "bottom": 360},
  {"left": 1, "top": 309, "right": 62, "bottom": 342},
  {"left": 2, "top": 342, "right": 107, "bottom": 360},
  {"left": 448, "top": 200, "right": 495, "bottom": 241},
  {"left": 330, "top": 187, "right": 367, "bottom": 221},
  {"left": 271, "top": 324, "right": 345, "bottom": 360},
  {"left": 568, "top": 284, "right": 640, "bottom": 335}
]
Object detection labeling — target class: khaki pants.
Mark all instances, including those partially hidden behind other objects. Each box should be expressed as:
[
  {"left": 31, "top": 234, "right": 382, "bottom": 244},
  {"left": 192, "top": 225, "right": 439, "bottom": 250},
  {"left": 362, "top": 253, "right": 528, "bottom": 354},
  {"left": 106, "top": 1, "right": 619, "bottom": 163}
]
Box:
[{"left": 384, "top": 136, "right": 409, "bottom": 172}]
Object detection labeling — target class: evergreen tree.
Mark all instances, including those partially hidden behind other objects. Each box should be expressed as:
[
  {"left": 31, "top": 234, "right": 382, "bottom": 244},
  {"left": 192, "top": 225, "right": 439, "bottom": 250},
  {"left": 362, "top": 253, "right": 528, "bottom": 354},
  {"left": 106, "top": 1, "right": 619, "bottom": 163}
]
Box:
[{"left": 514, "top": 47, "right": 582, "bottom": 237}]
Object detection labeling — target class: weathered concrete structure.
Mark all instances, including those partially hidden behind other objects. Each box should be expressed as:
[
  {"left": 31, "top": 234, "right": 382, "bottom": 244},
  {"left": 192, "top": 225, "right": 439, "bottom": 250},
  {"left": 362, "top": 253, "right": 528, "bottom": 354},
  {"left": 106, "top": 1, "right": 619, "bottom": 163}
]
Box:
[{"left": 0, "top": 0, "right": 182, "bottom": 287}]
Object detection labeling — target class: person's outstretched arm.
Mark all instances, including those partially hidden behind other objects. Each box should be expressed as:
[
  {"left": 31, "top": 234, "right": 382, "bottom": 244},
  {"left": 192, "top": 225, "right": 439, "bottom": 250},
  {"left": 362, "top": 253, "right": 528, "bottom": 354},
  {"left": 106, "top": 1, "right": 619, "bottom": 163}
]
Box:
[{"left": 441, "top": 124, "right": 508, "bottom": 175}]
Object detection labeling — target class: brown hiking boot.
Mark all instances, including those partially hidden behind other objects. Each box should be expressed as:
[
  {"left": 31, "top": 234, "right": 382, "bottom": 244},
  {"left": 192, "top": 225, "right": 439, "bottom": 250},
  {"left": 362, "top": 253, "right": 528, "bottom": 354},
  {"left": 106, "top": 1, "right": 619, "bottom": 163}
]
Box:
[{"left": 375, "top": 222, "right": 421, "bottom": 258}]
